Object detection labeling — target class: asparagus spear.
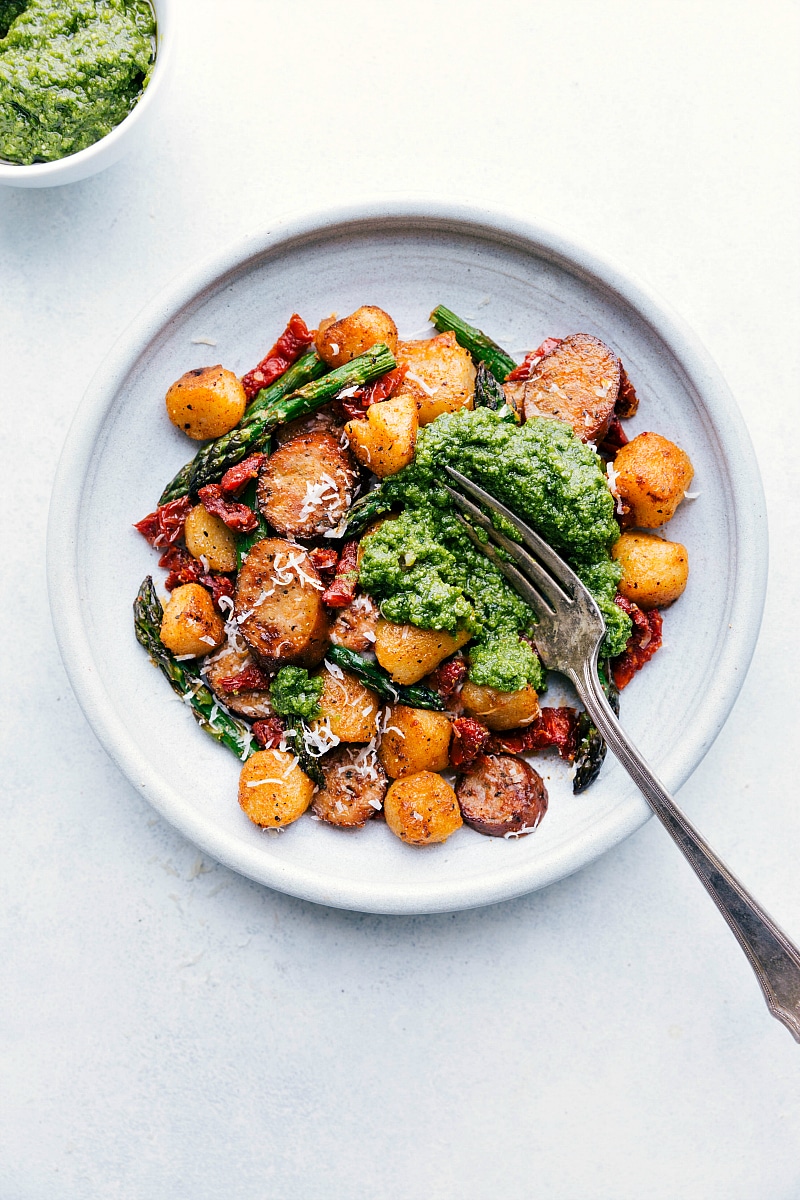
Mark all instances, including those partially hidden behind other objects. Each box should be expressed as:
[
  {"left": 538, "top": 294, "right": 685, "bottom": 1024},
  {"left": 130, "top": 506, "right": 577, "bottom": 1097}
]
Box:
[
  {"left": 473, "top": 361, "right": 519, "bottom": 423},
  {"left": 133, "top": 576, "right": 255, "bottom": 761},
  {"left": 190, "top": 342, "right": 397, "bottom": 494},
  {"left": 430, "top": 305, "right": 517, "bottom": 382},
  {"left": 325, "top": 645, "right": 445, "bottom": 711},
  {"left": 338, "top": 487, "right": 393, "bottom": 538},
  {"left": 158, "top": 351, "right": 325, "bottom": 504},
  {"left": 572, "top": 661, "right": 620, "bottom": 793}
]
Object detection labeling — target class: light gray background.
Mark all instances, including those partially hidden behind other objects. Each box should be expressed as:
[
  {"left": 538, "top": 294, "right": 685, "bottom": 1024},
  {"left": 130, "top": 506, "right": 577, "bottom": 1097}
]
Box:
[{"left": 2, "top": 1, "right": 799, "bottom": 1197}]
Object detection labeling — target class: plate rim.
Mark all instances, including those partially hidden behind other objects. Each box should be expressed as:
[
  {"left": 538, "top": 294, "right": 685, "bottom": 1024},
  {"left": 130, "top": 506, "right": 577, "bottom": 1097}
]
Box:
[{"left": 47, "top": 197, "right": 768, "bottom": 914}]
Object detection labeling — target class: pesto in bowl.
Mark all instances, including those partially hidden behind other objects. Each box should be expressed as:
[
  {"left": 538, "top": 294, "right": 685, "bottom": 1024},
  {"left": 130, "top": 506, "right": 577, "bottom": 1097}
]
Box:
[{"left": 0, "top": 0, "right": 155, "bottom": 165}]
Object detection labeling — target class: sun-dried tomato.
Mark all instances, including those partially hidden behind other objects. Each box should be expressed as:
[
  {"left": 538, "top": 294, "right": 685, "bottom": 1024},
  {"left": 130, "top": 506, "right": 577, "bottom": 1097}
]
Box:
[
  {"left": 492, "top": 707, "right": 578, "bottom": 760},
  {"left": 197, "top": 484, "right": 259, "bottom": 533},
  {"left": 322, "top": 540, "right": 359, "bottom": 607},
  {"left": 599, "top": 414, "right": 629, "bottom": 456},
  {"left": 241, "top": 314, "right": 314, "bottom": 401},
  {"left": 309, "top": 547, "right": 339, "bottom": 574},
  {"left": 134, "top": 495, "right": 193, "bottom": 548},
  {"left": 220, "top": 452, "right": 267, "bottom": 497},
  {"left": 611, "top": 596, "right": 663, "bottom": 689},
  {"left": 252, "top": 717, "right": 285, "bottom": 750},
  {"left": 428, "top": 657, "right": 468, "bottom": 701},
  {"left": 505, "top": 337, "right": 562, "bottom": 382},
  {"left": 218, "top": 664, "right": 272, "bottom": 693},
  {"left": 340, "top": 365, "right": 409, "bottom": 421},
  {"left": 616, "top": 364, "right": 639, "bottom": 418},
  {"left": 158, "top": 546, "right": 203, "bottom": 589},
  {"left": 200, "top": 574, "right": 234, "bottom": 613},
  {"left": 449, "top": 717, "right": 492, "bottom": 769}
]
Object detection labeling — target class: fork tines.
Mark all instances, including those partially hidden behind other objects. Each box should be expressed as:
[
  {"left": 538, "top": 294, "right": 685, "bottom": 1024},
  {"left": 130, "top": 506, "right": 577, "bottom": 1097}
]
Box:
[{"left": 441, "top": 465, "right": 585, "bottom": 616}]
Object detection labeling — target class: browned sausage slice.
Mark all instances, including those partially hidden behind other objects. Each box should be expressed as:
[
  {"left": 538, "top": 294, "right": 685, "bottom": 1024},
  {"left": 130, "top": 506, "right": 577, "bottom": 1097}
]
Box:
[
  {"left": 329, "top": 594, "right": 380, "bottom": 652},
  {"left": 311, "top": 745, "right": 388, "bottom": 827},
  {"left": 203, "top": 641, "right": 274, "bottom": 719},
  {"left": 456, "top": 753, "right": 548, "bottom": 837},
  {"left": 234, "top": 537, "right": 329, "bottom": 667},
  {"left": 257, "top": 431, "right": 358, "bottom": 539},
  {"left": 510, "top": 333, "right": 621, "bottom": 443},
  {"left": 273, "top": 407, "right": 343, "bottom": 446}
]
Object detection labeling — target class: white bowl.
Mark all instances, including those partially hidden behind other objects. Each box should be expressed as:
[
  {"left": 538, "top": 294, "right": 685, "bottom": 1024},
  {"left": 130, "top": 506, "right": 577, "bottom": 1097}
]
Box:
[
  {"left": 47, "top": 200, "right": 768, "bottom": 914},
  {"left": 0, "top": 0, "right": 173, "bottom": 188}
]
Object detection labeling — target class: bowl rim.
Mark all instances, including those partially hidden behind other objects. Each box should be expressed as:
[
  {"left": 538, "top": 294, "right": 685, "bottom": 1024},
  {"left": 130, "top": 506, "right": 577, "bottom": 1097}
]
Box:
[
  {"left": 46, "top": 198, "right": 769, "bottom": 913},
  {"left": 0, "top": 0, "right": 173, "bottom": 183}
]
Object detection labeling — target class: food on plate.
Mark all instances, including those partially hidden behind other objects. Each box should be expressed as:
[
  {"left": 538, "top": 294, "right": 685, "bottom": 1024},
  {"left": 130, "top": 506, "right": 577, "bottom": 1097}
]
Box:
[
  {"left": 159, "top": 582, "right": 224, "bottom": 657},
  {"left": 183, "top": 504, "right": 238, "bottom": 572},
  {"left": 134, "top": 304, "right": 695, "bottom": 846},
  {"left": 238, "top": 748, "right": 315, "bottom": 828},
  {"left": 612, "top": 530, "right": 689, "bottom": 609},
  {"left": 612, "top": 431, "right": 694, "bottom": 527},
  {"left": 316, "top": 305, "right": 399, "bottom": 367},
  {"left": 377, "top": 705, "right": 452, "bottom": 779},
  {"left": 311, "top": 745, "right": 387, "bottom": 828},
  {"left": 165, "top": 366, "right": 247, "bottom": 440},
  {"left": 373, "top": 619, "right": 471, "bottom": 686},
  {"left": 345, "top": 392, "right": 418, "bottom": 478},
  {"left": 459, "top": 682, "right": 540, "bottom": 732},
  {"left": 257, "top": 430, "right": 356, "bottom": 538},
  {"left": 0, "top": 0, "right": 156, "bottom": 166},
  {"left": 383, "top": 771, "right": 462, "bottom": 845},
  {"left": 456, "top": 754, "right": 548, "bottom": 837},
  {"left": 393, "top": 331, "right": 476, "bottom": 425}
]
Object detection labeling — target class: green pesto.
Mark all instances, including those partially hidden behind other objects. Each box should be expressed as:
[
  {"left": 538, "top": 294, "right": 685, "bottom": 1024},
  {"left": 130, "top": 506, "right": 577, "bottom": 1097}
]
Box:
[
  {"left": 359, "top": 505, "right": 546, "bottom": 694},
  {"left": 360, "top": 409, "right": 631, "bottom": 688},
  {"left": 269, "top": 668, "right": 323, "bottom": 722},
  {"left": 0, "top": 0, "right": 155, "bottom": 165}
]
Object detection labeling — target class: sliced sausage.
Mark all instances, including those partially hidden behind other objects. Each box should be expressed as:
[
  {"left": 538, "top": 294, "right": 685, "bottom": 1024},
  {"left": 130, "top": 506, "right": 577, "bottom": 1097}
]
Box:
[
  {"left": 274, "top": 407, "right": 343, "bottom": 446},
  {"left": 234, "top": 537, "right": 329, "bottom": 667},
  {"left": 311, "top": 745, "right": 388, "bottom": 827},
  {"left": 257, "top": 430, "right": 358, "bottom": 539},
  {"left": 456, "top": 753, "right": 548, "bottom": 837},
  {"left": 329, "top": 594, "right": 380, "bottom": 652},
  {"left": 203, "top": 641, "right": 274, "bottom": 719},
  {"left": 507, "top": 333, "right": 621, "bottom": 443}
]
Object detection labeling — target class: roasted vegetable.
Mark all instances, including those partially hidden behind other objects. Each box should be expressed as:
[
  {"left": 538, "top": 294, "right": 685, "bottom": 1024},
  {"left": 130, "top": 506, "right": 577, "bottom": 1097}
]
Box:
[
  {"left": 572, "top": 662, "right": 619, "bottom": 794},
  {"left": 338, "top": 488, "right": 394, "bottom": 538},
  {"left": 429, "top": 305, "right": 517, "bottom": 382},
  {"left": 324, "top": 645, "right": 445, "bottom": 711},
  {"left": 133, "top": 577, "right": 255, "bottom": 760},
  {"left": 473, "top": 361, "right": 508, "bottom": 411}
]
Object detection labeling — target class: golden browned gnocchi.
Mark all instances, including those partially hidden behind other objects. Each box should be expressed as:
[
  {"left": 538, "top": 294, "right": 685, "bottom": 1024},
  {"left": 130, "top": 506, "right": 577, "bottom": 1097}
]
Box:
[
  {"left": 238, "top": 749, "right": 315, "bottom": 827},
  {"left": 312, "top": 666, "right": 379, "bottom": 743},
  {"left": 613, "top": 432, "right": 694, "bottom": 528},
  {"left": 384, "top": 771, "right": 463, "bottom": 845},
  {"left": 378, "top": 706, "right": 452, "bottom": 779},
  {"left": 165, "top": 365, "right": 247, "bottom": 440},
  {"left": 315, "top": 305, "right": 398, "bottom": 368},
  {"left": 612, "top": 530, "right": 689, "bottom": 609},
  {"left": 374, "top": 620, "right": 472, "bottom": 686},
  {"left": 460, "top": 682, "right": 540, "bottom": 732},
  {"left": 159, "top": 583, "right": 225, "bottom": 657},
  {"left": 345, "top": 392, "right": 418, "bottom": 478},
  {"left": 183, "top": 504, "right": 238, "bottom": 572},
  {"left": 394, "top": 331, "right": 476, "bottom": 425}
]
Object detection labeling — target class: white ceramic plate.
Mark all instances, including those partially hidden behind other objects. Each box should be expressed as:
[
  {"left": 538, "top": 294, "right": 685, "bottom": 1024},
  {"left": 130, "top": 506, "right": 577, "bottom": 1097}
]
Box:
[{"left": 47, "top": 200, "right": 767, "bottom": 914}]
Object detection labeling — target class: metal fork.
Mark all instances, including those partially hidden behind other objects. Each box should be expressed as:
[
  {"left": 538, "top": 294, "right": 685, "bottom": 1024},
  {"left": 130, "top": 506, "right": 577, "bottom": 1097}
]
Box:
[{"left": 443, "top": 465, "right": 800, "bottom": 1041}]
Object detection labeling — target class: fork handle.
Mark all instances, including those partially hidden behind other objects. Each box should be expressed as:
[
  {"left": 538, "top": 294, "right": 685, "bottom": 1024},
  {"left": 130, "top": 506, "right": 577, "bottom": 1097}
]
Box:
[{"left": 572, "top": 660, "right": 800, "bottom": 1042}]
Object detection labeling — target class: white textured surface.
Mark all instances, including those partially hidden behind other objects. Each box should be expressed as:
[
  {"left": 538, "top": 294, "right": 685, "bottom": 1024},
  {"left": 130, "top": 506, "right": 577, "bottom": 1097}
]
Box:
[{"left": 2, "top": 0, "right": 799, "bottom": 1195}]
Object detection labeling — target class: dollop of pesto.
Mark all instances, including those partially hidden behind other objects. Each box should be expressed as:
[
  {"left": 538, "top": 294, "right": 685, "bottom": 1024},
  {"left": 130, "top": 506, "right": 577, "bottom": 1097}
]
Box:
[
  {"left": 269, "top": 668, "right": 323, "bottom": 722},
  {"left": 360, "top": 409, "right": 631, "bottom": 690},
  {"left": 0, "top": 0, "right": 155, "bottom": 166}
]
